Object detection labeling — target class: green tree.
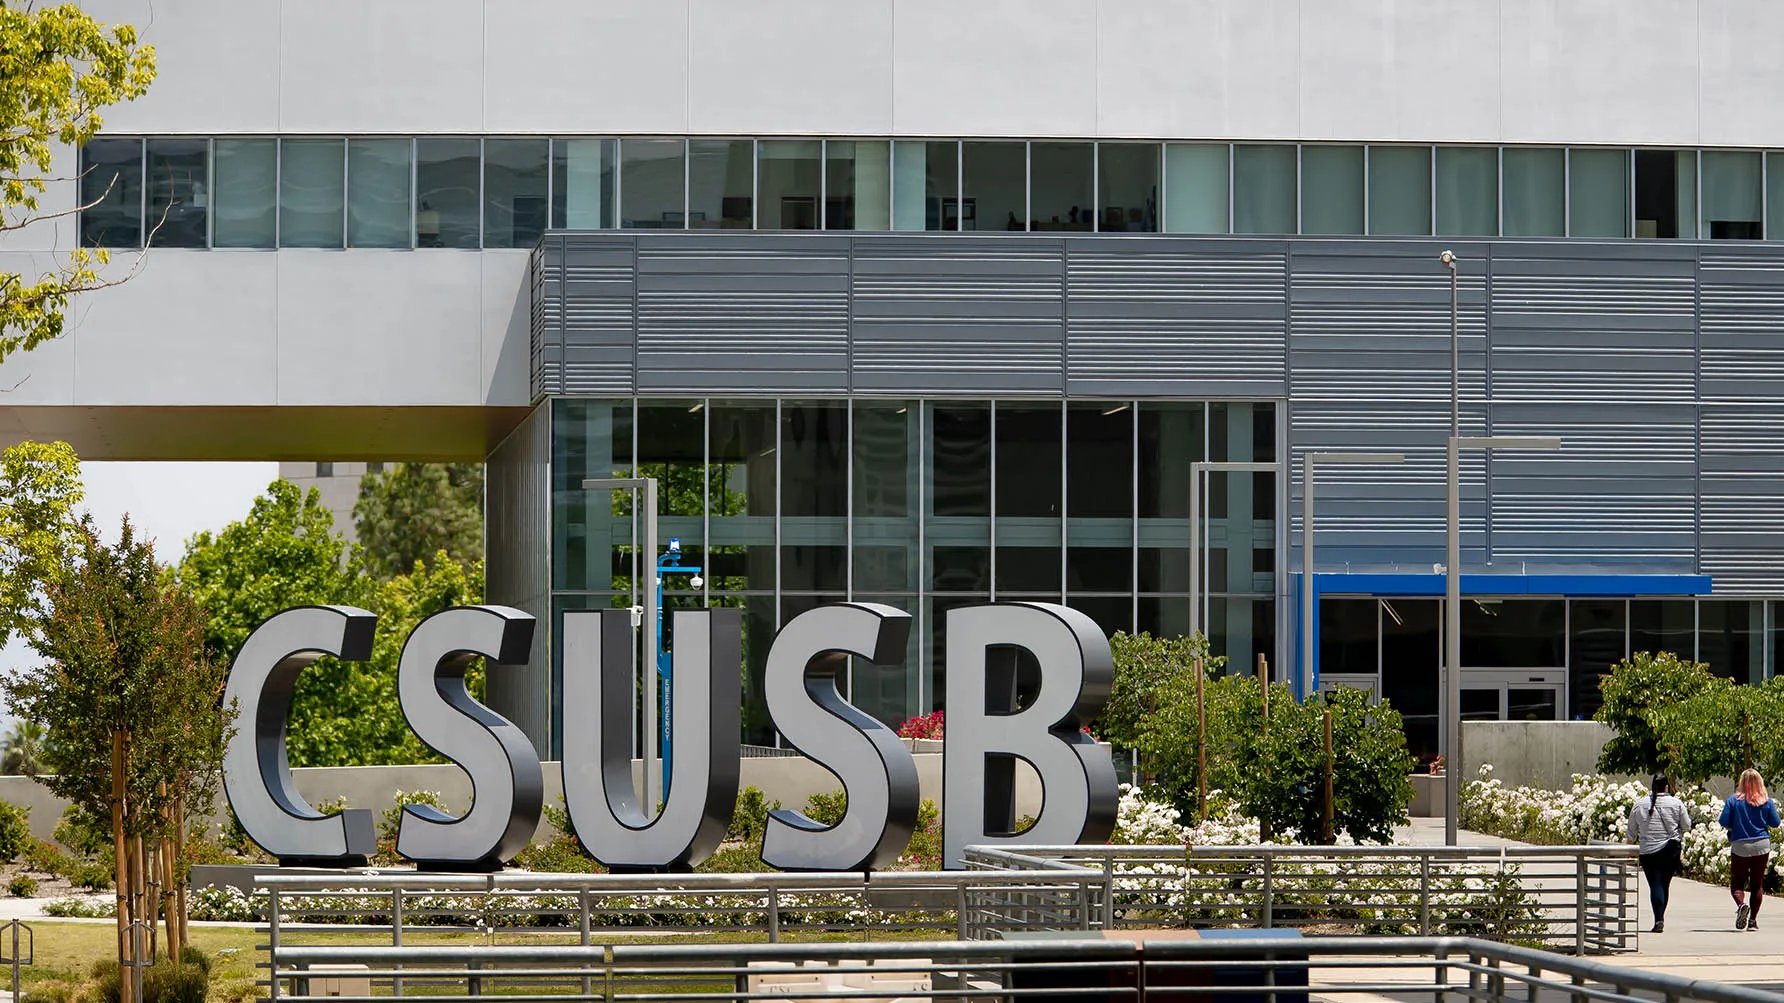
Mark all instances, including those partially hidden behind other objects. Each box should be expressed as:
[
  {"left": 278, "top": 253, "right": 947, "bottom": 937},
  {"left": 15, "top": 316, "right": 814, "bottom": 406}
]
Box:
[
  {"left": 353, "top": 463, "right": 483, "bottom": 579},
  {"left": 177, "top": 479, "right": 489, "bottom": 767},
  {"left": 2, "top": 3, "right": 156, "bottom": 361},
  {"left": 0, "top": 440, "right": 84, "bottom": 646},
  {"left": 2, "top": 516, "right": 230, "bottom": 994},
  {"left": 0, "top": 718, "right": 45, "bottom": 776},
  {"left": 1594, "top": 650, "right": 1720, "bottom": 776},
  {"left": 1651, "top": 676, "right": 1784, "bottom": 785}
]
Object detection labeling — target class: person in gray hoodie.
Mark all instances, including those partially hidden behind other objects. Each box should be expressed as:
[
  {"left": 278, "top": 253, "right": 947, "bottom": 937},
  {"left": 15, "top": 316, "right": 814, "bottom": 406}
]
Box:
[{"left": 1628, "top": 774, "right": 1691, "bottom": 932}]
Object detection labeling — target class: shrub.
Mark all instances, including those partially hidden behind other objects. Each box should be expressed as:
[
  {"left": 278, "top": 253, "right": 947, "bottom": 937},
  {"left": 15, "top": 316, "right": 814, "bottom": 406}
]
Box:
[
  {"left": 896, "top": 710, "right": 944, "bottom": 740},
  {"left": 379, "top": 790, "right": 450, "bottom": 843},
  {"left": 46, "top": 897, "right": 113, "bottom": 918},
  {"left": 23, "top": 837, "right": 72, "bottom": 876},
  {"left": 54, "top": 804, "right": 110, "bottom": 858},
  {"left": 86, "top": 959, "right": 121, "bottom": 1003},
  {"left": 512, "top": 834, "right": 598, "bottom": 873},
  {"left": 177, "top": 945, "right": 211, "bottom": 974},
  {"left": 541, "top": 796, "right": 574, "bottom": 838},
  {"left": 8, "top": 873, "right": 37, "bottom": 897},
  {"left": 0, "top": 800, "right": 29, "bottom": 862},
  {"left": 696, "top": 843, "right": 769, "bottom": 873},
  {"left": 1594, "top": 651, "right": 1719, "bottom": 776},
  {"left": 71, "top": 862, "right": 112, "bottom": 890},
  {"left": 900, "top": 799, "right": 942, "bottom": 868},
  {"left": 143, "top": 962, "right": 208, "bottom": 1003},
  {"left": 803, "top": 790, "right": 847, "bottom": 828},
  {"left": 728, "top": 786, "right": 778, "bottom": 843}
]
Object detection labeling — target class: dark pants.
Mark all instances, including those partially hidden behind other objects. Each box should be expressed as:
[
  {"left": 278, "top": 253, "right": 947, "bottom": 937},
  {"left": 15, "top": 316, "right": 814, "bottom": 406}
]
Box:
[
  {"left": 1732, "top": 852, "right": 1768, "bottom": 917},
  {"left": 1640, "top": 849, "right": 1678, "bottom": 921}
]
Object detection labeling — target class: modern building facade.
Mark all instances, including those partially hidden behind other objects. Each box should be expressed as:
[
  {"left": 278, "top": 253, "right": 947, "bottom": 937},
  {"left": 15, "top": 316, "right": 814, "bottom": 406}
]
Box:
[{"left": 17, "top": 0, "right": 1784, "bottom": 761}]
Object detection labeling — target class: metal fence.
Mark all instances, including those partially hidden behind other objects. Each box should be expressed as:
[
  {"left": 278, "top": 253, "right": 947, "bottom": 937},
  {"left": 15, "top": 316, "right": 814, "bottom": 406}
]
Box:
[
  {"left": 264, "top": 935, "right": 1782, "bottom": 1003},
  {"left": 965, "top": 844, "right": 1640, "bottom": 953}
]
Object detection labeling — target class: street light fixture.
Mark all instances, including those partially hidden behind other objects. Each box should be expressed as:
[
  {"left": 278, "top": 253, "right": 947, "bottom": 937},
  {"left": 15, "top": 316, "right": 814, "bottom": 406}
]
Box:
[
  {"left": 1301, "top": 451, "right": 1405, "bottom": 699},
  {"left": 582, "top": 476, "right": 663, "bottom": 812},
  {"left": 1443, "top": 435, "right": 1561, "bottom": 845}
]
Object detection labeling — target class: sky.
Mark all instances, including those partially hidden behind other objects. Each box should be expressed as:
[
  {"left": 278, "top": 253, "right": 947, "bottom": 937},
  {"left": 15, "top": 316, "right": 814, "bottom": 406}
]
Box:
[{"left": 0, "top": 461, "right": 278, "bottom": 732}]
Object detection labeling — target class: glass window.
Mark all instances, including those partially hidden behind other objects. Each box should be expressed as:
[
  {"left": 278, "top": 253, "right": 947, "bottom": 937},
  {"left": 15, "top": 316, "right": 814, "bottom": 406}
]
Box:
[
  {"left": 279, "top": 138, "right": 344, "bottom": 248},
  {"left": 824, "top": 140, "right": 889, "bottom": 230},
  {"left": 928, "top": 403, "right": 991, "bottom": 598},
  {"left": 415, "top": 138, "right": 480, "bottom": 248},
  {"left": 145, "top": 138, "right": 208, "bottom": 248},
  {"left": 1367, "top": 146, "right": 1431, "bottom": 236},
  {"left": 1301, "top": 145, "right": 1364, "bottom": 235},
  {"left": 212, "top": 139, "right": 276, "bottom": 248},
  {"left": 80, "top": 138, "right": 143, "bottom": 248},
  {"left": 1768, "top": 154, "right": 1784, "bottom": 241},
  {"left": 781, "top": 401, "right": 847, "bottom": 519},
  {"left": 1436, "top": 146, "right": 1497, "bottom": 237},
  {"left": 1067, "top": 402, "right": 1134, "bottom": 596},
  {"left": 1030, "top": 142, "right": 1093, "bottom": 231},
  {"left": 1502, "top": 147, "right": 1565, "bottom": 237},
  {"left": 346, "top": 139, "right": 411, "bottom": 248},
  {"left": 1568, "top": 600, "right": 1625, "bottom": 721},
  {"left": 1569, "top": 148, "right": 1629, "bottom": 238},
  {"left": 1164, "top": 144, "right": 1229, "bottom": 234},
  {"left": 1232, "top": 145, "right": 1296, "bottom": 235},
  {"left": 707, "top": 401, "right": 777, "bottom": 592},
  {"left": 1137, "top": 402, "right": 1203, "bottom": 596},
  {"left": 1099, "top": 143, "right": 1159, "bottom": 233},
  {"left": 551, "top": 138, "right": 615, "bottom": 229},
  {"left": 1459, "top": 599, "right": 1565, "bottom": 667},
  {"left": 1700, "top": 600, "right": 1764, "bottom": 685},
  {"left": 852, "top": 402, "right": 916, "bottom": 593},
  {"left": 689, "top": 139, "right": 753, "bottom": 229},
  {"left": 1702, "top": 151, "right": 1763, "bottom": 240},
  {"left": 483, "top": 138, "right": 549, "bottom": 248},
  {"left": 757, "top": 140, "right": 819, "bottom": 230},
  {"left": 1630, "top": 599, "right": 1694, "bottom": 659},
  {"left": 620, "top": 139, "right": 686, "bottom": 228},
  {"left": 893, "top": 140, "right": 958, "bottom": 231},
  {"left": 551, "top": 400, "right": 633, "bottom": 592},
  {"left": 1381, "top": 599, "right": 1440, "bottom": 764},
  {"left": 1634, "top": 149, "right": 1695, "bottom": 239},
  {"left": 995, "top": 403, "right": 1062, "bottom": 595},
  {"left": 963, "top": 141, "right": 1026, "bottom": 232},
  {"left": 1319, "top": 599, "right": 1379, "bottom": 676}
]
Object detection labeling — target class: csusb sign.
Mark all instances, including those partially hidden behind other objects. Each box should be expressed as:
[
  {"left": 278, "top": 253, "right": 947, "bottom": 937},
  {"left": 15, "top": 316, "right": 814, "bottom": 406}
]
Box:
[{"left": 222, "top": 603, "right": 1117, "bottom": 873}]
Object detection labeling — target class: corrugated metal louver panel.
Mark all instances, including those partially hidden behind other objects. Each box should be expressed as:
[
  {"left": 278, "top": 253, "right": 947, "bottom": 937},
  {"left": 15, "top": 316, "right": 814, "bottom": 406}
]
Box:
[
  {"left": 557, "top": 234, "right": 636, "bottom": 394},
  {"left": 1700, "top": 250, "right": 1784, "bottom": 404},
  {"left": 1064, "top": 240, "right": 1286, "bottom": 396},
  {"left": 529, "top": 239, "right": 552, "bottom": 401},
  {"left": 851, "top": 238, "right": 1064, "bottom": 394},
  {"left": 636, "top": 237, "right": 850, "bottom": 393}
]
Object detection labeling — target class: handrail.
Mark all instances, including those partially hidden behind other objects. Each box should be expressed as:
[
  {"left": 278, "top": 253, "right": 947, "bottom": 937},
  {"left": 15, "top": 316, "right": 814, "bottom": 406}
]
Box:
[{"left": 255, "top": 866, "right": 1106, "bottom": 893}]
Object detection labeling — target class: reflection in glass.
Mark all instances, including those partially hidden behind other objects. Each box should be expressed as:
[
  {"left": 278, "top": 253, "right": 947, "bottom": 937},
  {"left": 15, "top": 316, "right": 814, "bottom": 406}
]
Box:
[
  {"left": 415, "top": 138, "right": 481, "bottom": 248},
  {"left": 620, "top": 139, "right": 687, "bottom": 228},
  {"left": 1098, "top": 143, "right": 1159, "bottom": 233},
  {"left": 893, "top": 140, "right": 958, "bottom": 231},
  {"left": 964, "top": 142, "right": 1026, "bottom": 232},
  {"left": 81, "top": 138, "right": 143, "bottom": 248},
  {"left": 1437, "top": 146, "right": 1497, "bottom": 236},
  {"left": 1068, "top": 403, "right": 1132, "bottom": 519},
  {"left": 1700, "top": 600, "right": 1764, "bottom": 684},
  {"left": 708, "top": 402, "right": 777, "bottom": 592},
  {"left": 1503, "top": 147, "right": 1565, "bottom": 237},
  {"left": 1301, "top": 145, "right": 1364, "bottom": 235},
  {"left": 1569, "top": 148, "right": 1629, "bottom": 238},
  {"left": 782, "top": 401, "right": 847, "bottom": 518},
  {"left": 483, "top": 138, "right": 549, "bottom": 247},
  {"left": 1701, "top": 151, "right": 1763, "bottom": 240},
  {"left": 1568, "top": 599, "right": 1625, "bottom": 721},
  {"left": 824, "top": 140, "right": 890, "bottom": 230},
  {"left": 757, "top": 140, "right": 820, "bottom": 230},
  {"left": 930, "top": 405, "right": 990, "bottom": 517},
  {"left": 146, "top": 138, "right": 209, "bottom": 248},
  {"left": 996, "top": 404, "right": 1060, "bottom": 519},
  {"left": 1068, "top": 595, "right": 1132, "bottom": 637},
  {"left": 1508, "top": 689, "right": 1558, "bottom": 722},
  {"left": 689, "top": 139, "right": 754, "bottom": 229},
  {"left": 1768, "top": 154, "right": 1784, "bottom": 241},
  {"left": 1208, "top": 597, "right": 1273, "bottom": 675},
  {"left": 850, "top": 595, "right": 918, "bottom": 726},
  {"left": 635, "top": 401, "right": 706, "bottom": 587},
  {"left": 1165, "top": 144, "right": 1229, "bottom": 234},
  {"left": 1319, "top": 599, "right": 1379, "bottom": 676},
  {"left": 1137, "top": 597, "right": 1191, "bottom": 640},
  {"left": 1630, "top": 599, "right": 1694, "bottom": 660},
  {"left": 279, "top": 138, "right": 344, "bottom": 248},
  {"left": 997, "top": 546, "right": 1060, "bottom": 595},
  {"left": 551, "top": 138, "right": 615, "bottom": 229},
  {"left": 853, "top": 402, "right": 916, "bottom": 593},
  {"left": 720, "top": 593, "right": 779, "bottom": 745},
  {"left": 1367, "top": 146, "right": 1431, "bottom": 236},
  {"left": 1139, "top": 402, "right": 1204, "bottom": 519},
  {"left": 212, "top": 139, "right": 276, "bottom": 248},
  {"left": 1031, "top": 142, "right": 1093, "bottom": 231},
  {"left": 550, "top": 399, "right": 633, "bottom": 592},
  {"left": 1234, "top": 145, "right": 1296, "bottom": 234},
  {"left": 347, "top": 139, "right": 411, "bottom": 248}
]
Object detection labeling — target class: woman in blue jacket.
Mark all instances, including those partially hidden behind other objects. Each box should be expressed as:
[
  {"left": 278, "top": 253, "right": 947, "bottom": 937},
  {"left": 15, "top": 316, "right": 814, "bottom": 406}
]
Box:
[{"left": 1719, "top": 769, "right": 1781, "bottom": 931}]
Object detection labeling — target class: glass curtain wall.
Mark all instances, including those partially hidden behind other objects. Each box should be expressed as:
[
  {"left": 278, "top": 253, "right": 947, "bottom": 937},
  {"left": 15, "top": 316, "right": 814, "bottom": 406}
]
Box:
[{"left": 549, "top": 397, "right": 1278, "bottom": 749}]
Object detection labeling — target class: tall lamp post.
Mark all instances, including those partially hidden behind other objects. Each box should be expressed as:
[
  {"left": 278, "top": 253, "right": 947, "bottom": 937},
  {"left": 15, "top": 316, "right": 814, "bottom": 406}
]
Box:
[
  {"left": 1301, "top": 451, "right": 1405, "bottom": 699},
  {"left": 582, "top": 476, "right": 663, "bottom": 811},
  {"left": 1443, "top": 435, "right": 1561, "bottom": 845},
  {"left": 654, "top": 539, "right": 703, "bottom": 797}
]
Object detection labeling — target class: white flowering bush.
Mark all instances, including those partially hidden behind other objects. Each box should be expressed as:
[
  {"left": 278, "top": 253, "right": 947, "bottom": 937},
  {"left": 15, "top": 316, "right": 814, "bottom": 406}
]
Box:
[{"left": 1458, "top": 764, "right": 1784, "bottom": 888}]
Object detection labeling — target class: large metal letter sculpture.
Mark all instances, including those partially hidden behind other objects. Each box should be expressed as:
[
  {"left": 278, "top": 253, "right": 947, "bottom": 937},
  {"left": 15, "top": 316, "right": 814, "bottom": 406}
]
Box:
[
  {"left": 393, "top": 606, "right": 542, "bottom": 870},
  {"left": 941, "top": 603, "right": 1117, "bottom": 868},
  {"left": 561, "top": 607, "right": 741, "bottom": 870},
  {"left": 761, "top": 604, "right": 920, "bottom": 871},
  {"left": 222, "top": 606, "right": 379, "bottom": 865}
]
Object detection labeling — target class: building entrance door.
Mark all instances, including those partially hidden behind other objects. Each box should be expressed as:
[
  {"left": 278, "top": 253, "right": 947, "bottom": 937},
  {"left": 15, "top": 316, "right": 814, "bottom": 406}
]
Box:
[{"left": 1459, "top": 670, "right": 1566, "bottom": 722}]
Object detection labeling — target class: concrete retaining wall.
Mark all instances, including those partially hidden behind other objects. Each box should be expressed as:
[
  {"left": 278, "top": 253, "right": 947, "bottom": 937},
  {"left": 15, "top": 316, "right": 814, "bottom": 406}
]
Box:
[
  {"left": 1460, "top": 720, "right": 1620, "bottom": 791},
  {"left": 0, "top": 744, "right": 1038, "bottom": 848}
]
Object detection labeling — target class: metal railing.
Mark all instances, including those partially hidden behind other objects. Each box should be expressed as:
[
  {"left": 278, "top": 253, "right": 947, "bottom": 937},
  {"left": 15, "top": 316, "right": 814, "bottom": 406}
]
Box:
[
  {"left": 256, "top": 866, "right": 1107, "bottom": 948},
  {"left": 263, "top": 935, "right": 1784, "bottom": 1003},
  {"left": 966, "top": 843, "right": 1640, "bottom": 953}
]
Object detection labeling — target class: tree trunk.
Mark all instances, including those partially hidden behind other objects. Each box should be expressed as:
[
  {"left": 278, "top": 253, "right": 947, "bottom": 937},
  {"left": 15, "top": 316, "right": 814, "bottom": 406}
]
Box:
[
  {"left": 173, "top": 794, "right": 188, "bottom": 958},
  {"left": 111, "top": 730, "right": 133, "bottom": 1003},
  {"left": 128, "top": 833, "right": 145, "bottom": 1003},
  {"left": 145, "top": 838, "right": 160, "bottom": 961}
]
